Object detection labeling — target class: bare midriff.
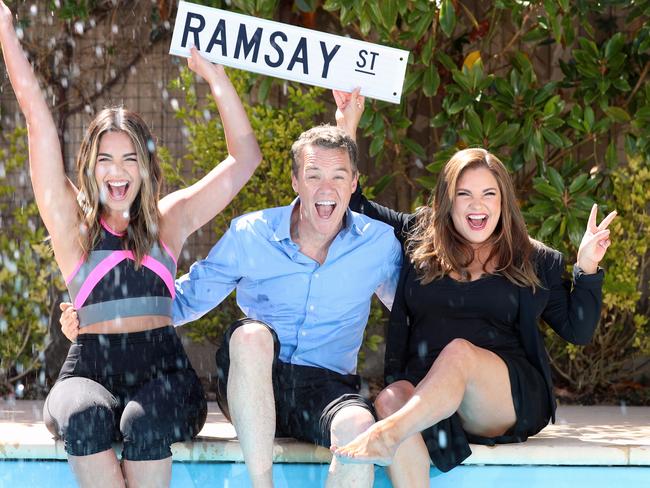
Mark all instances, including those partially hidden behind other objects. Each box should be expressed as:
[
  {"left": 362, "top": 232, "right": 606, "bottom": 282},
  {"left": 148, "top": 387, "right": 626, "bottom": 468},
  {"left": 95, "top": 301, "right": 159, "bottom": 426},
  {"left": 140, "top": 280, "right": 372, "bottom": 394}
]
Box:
[{"left": 79, "top": 314, "right": 171, "bottom": 334}]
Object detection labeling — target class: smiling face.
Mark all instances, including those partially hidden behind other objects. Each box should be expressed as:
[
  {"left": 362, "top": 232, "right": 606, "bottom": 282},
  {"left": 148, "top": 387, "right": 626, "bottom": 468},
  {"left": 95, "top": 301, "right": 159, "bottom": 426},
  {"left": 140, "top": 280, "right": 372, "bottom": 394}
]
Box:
[
  {"left": 291, "top": 144, "right": 358, "bottom": 240},
  {"left": 451, "top": 166, "right": 502, "bottom": 246},
  {"left": 93, "top": 130, "right": 142, "bottom": 216}
]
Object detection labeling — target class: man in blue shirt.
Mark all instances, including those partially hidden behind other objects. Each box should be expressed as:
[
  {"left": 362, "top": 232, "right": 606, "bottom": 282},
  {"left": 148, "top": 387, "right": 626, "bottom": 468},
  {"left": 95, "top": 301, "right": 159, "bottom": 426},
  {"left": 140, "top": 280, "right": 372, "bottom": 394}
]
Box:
[{"left": 173, "top": 125, "right": 401, "bottom": 488}]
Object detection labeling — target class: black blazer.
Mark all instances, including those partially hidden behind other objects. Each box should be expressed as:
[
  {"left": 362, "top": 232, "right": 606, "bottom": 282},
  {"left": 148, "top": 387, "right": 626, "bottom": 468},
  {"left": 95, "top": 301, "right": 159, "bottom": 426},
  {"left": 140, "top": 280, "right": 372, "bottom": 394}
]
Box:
[{"left": 349, "top": 188, "right": 604, "bottom": 421}]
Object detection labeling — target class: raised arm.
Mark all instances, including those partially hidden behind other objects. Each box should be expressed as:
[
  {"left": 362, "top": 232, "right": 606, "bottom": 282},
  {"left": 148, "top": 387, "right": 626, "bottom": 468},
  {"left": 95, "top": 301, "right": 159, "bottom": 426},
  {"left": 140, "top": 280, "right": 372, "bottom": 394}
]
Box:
[
  {"left": 159, "top": 47, "right": 262, "bottom": 255},
  {"left": 0, "top": 2, "right": 81, "bottom": 273},
  {"left": 542, "top": 205, "right": 616, "bottom": 344},
  {"left": 333, "top": 89, "right": 413, "bottom": 243}
]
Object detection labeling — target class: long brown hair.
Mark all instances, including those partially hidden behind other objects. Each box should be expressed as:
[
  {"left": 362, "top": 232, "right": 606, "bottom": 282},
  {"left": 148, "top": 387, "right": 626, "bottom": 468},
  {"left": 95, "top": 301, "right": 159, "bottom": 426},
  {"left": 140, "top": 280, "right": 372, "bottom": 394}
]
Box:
[
  {"left": 76, "top": 107, "right": 161, "bottom": 267},
  {"left": 407, "top": 148, "right": 541, "bottom": 289}
]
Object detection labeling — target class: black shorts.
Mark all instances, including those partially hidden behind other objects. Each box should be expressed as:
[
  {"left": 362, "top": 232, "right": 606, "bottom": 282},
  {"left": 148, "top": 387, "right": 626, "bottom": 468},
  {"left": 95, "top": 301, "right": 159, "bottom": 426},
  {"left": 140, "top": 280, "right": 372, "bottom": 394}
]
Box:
[
  {"left": 43, "top": 326, "right": 207, "bottom": 461},
  {"left": 215, "top": 319, "right": 375, "bottom": 447},
  {"left": 401, "top": 351, "right": 552, "bottom": 472}
]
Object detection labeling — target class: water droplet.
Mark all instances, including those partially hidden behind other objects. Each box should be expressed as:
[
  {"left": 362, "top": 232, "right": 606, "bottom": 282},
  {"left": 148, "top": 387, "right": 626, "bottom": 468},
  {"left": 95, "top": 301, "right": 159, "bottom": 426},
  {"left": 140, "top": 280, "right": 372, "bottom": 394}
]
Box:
[{"left": 438, "top": 429, "right": 448, "bottom": 449}]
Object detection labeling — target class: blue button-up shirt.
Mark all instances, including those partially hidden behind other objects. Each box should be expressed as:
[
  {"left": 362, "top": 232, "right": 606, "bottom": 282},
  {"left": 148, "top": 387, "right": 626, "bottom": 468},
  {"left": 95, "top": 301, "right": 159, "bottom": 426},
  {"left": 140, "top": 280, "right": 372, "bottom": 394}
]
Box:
[{"left": 173, "top": 200, "right": 402, "bottom": 375}]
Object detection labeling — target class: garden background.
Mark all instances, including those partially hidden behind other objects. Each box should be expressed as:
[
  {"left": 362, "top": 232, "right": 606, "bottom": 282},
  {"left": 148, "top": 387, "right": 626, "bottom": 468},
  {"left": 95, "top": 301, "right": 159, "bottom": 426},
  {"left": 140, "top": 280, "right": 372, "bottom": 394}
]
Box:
[{"left": 0, "top": 0, "right": 648, "bottom": 405}]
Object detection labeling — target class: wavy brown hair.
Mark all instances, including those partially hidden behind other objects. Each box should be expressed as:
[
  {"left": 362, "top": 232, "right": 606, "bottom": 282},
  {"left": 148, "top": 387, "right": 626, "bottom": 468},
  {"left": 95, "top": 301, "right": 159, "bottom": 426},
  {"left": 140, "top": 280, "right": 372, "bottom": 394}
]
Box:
[
  {"left": 407, "top": 148, "right": 541, "bottom": 289},
  {"left": 76, "top": 107, "right": 162, "bottom": 267}
]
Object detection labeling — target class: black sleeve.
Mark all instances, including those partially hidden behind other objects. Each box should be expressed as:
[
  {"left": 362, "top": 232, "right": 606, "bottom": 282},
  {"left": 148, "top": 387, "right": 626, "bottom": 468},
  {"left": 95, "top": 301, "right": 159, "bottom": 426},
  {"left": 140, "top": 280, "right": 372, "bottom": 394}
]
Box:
[
  {"left": 384, "top": 261, "right": 412, "bottom": 384},
  {"left": 349, "top": 183, "right": 413, "bottom": 246},
  {"left": 539, "top": 250, "right": 604, "bottom": 345}
]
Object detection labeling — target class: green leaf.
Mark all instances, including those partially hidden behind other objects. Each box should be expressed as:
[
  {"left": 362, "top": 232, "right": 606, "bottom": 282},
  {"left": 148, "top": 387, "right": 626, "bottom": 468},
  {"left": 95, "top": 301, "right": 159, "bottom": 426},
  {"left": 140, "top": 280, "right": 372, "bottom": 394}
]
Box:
[
  {"left": 539, "top": 214, "right": 561, "bottom": 238},
  {"left": 423, "top": 64, "right": 440, "bottom": 97},
  {"left": 417, "top": 174, "right": 439, "bottom": 189},
  {"left": 371, "top": 173, "right": 395, "bottom": 196},
  {"left": 541, "top": 127, "right": 564, "bottom": 148},
  {"left": 403, "top": 138, "right": 427, "bottom": 159},
  {"left": 257, "top": 77, "right": 273, "bottom": 103},
  {"left": 568, "top": 173, "right": 589, "bottom": 194},
  {"left": 534, "top": 179, "right": 562, "bottom": 200},
  {"left": 547, "top": 167, "right": 565, "bottom": 193},
  {"left": 369, "top": 136, "right": 384, "bottom": 157},
  {"left": 605, "top": 142, "right": 619, "bottom": 168},
  {"left": 439, "top": 0, "right": 456, "bottom": 38},
  {"left": 465, "top": 108, "right": 483, "bottom": 139},
  {"left": 603, "top": 106, "right": 631, "bottom": 123},
  {"left": 583, "top": 105, "right": 595, "bottom": 132}
]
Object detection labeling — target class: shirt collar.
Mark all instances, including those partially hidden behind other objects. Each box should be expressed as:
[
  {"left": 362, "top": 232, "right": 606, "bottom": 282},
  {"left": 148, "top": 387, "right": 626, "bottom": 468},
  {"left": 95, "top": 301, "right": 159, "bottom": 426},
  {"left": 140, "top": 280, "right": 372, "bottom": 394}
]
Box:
[{"left": 271, "top": 197, "right": 364, "bottom": 242}]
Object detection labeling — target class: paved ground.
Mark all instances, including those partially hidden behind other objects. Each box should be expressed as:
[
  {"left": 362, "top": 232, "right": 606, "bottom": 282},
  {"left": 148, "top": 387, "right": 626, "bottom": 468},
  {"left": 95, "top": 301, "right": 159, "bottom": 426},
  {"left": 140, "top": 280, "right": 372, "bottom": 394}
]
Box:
[{"left": 1, "top": 400, "right": 649, "bottom": 465}]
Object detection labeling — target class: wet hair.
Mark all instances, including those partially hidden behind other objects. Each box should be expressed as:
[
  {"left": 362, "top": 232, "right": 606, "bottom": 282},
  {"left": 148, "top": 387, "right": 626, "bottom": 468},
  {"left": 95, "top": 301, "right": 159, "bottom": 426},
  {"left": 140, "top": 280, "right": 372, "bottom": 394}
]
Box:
[
  {"left": 290, "top": 124, "right": 358, "bottom": 176},
  {"left": 75, "top": 107, "right": 161, "bottom": 267},
  {"left": 407, "top": 148, "right": 541, "bottom": 289}
]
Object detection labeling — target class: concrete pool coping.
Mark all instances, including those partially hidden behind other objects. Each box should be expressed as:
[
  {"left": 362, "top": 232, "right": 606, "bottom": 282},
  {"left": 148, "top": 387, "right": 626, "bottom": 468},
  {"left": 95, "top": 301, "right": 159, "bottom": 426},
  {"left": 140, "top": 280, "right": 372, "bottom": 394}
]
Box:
[{"left": 1, "top": 400, "right": 648, "bottom": 466}]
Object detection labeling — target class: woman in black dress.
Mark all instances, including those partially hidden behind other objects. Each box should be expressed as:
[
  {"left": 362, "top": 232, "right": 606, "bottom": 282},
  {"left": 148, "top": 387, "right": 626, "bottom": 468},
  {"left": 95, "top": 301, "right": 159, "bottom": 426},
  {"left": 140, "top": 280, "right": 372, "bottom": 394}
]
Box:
[{"left": 333, "top": 90, "right": 616, "bottom": 487}]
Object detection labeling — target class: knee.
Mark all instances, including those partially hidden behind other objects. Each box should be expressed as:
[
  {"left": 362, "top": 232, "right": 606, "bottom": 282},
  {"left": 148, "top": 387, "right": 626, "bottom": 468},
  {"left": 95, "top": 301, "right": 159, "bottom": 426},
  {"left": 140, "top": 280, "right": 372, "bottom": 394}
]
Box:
[
  {"left": 229, "top": 321, "right": 274, "bottom": 363},
  {"left": 439, "top": 339, "right": 476, "bottom": 365},
  {"left": 330, "top": 406, "right": 375, "bottom": 446},
  {"left": 439, "top": 338, "right": 477, "bottom": 367},
  {"left": 374, "top": 380, "right": 415, "bottom": 419}
]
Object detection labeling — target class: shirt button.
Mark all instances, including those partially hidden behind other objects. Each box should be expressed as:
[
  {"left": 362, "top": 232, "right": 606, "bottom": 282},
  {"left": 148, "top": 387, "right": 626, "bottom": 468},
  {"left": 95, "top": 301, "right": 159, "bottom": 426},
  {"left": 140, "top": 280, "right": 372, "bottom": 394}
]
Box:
[
  {"left": 301, "top": 331, "right": 307, "bottom": 336},
  {"left": 314, "top": 273, "right": 319, "bottom": 278},
  {"left": 309, "top": 305, "right": 314, "bottom": 311}
]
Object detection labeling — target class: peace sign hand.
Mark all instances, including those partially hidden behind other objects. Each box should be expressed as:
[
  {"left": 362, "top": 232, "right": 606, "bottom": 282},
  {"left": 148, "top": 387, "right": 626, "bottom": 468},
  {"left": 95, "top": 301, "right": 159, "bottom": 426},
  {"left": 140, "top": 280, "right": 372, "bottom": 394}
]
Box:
[{"left": 576, "top": 204, "right": 617, "bottom": 274}]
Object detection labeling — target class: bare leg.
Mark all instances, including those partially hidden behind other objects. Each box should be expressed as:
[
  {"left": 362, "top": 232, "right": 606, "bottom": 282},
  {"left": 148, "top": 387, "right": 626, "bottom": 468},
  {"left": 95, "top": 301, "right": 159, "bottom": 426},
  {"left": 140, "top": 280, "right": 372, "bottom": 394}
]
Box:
[
  {"left": 68, "top": 450, "right": 125, "bottom": 488},
  {"left": 375, "top": 382, "right": 430, "bottom": 488},
  {"left": 332, "top": 339, "right": 516, "bottom": 465},
  {"left": 227, "top": 323, "right": 276, "bottom": 488},
  {"left": 122, "top": 458, "right": 172, "bottom": 487},
  {"left": 325, "top": 406, "right": 375, "bottom": 488}
]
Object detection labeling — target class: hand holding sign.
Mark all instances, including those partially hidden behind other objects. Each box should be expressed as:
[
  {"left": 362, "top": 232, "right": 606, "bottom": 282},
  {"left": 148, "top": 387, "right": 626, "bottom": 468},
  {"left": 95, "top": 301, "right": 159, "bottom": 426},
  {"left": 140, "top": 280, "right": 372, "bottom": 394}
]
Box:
[
  {"left": 333, "top": 88, "right": 365, "bottom": 141},
  {"left": 187, "top": 46, "right": 225, "bottom": 85}
]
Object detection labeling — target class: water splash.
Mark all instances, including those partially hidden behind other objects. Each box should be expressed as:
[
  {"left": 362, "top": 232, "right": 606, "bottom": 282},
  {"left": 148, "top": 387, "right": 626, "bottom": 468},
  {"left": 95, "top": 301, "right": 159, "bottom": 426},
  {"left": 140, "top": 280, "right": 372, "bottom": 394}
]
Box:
[{"left": 438, "top": 428, "right": 448, "bottom": 449}]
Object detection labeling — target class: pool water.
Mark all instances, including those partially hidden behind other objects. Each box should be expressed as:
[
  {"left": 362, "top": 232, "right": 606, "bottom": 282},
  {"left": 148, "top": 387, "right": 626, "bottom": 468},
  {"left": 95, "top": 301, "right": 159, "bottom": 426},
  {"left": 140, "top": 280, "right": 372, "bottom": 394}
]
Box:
[{"left": 1, "top": 461, "right": 648, "bottom": 487}]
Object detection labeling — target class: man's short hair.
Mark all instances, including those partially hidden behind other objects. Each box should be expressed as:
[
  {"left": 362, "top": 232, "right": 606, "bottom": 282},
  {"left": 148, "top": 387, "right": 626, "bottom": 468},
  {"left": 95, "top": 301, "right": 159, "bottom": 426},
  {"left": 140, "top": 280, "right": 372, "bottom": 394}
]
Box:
[{"left": 290, "top": 124, "right": 358, "bottom": 176}]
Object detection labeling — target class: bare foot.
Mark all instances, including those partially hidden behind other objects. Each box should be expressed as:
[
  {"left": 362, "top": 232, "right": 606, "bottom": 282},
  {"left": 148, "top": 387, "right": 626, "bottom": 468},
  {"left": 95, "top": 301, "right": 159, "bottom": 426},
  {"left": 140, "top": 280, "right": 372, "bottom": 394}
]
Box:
[{"left": 330, "top": 422, "right": 399, "bottom": 466}]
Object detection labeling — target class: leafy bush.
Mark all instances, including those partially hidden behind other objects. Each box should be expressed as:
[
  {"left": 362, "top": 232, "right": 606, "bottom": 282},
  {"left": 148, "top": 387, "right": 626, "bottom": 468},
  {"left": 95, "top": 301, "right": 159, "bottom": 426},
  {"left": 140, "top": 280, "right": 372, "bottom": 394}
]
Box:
[{"left": 0, "top": 128, "right": 63, "bottom": 395}]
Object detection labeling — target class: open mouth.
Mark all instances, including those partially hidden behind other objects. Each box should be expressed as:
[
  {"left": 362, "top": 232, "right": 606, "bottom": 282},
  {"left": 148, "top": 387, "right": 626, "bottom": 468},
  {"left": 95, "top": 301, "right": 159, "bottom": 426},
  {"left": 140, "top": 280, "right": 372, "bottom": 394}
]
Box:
[
  {"left": 315, "top": 200, "right": 336, "bottom": 219},
  {"left": 106, "top": 181, "right": 129, "bottom": 200},
  {"left": 467, "top": 214, "right": 488, "bottom": 230}
]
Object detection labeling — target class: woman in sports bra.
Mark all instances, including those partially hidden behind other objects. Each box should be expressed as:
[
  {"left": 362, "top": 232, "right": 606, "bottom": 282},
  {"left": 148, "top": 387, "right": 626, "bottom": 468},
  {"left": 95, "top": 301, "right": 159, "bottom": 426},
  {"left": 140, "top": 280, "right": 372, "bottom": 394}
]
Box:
[{"left": 1, "top": 3, "right": 262, "bottom": 487}]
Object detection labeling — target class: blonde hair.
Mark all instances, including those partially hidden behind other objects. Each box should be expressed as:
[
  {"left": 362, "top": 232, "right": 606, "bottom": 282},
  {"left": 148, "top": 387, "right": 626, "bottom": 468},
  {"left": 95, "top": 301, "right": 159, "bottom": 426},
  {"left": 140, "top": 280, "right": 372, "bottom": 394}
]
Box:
[
  {"left": 76, "top": 107, "right": 161, "bottom": 267},
  {"left": 407, "top": 148, "right": 541, "bottom": 289}
]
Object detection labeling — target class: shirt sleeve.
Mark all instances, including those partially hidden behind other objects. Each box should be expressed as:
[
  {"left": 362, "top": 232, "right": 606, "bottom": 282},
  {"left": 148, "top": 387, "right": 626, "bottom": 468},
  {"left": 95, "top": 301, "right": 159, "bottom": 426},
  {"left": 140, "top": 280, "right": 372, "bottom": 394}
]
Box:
[
  {"left": 172, "top": 223, "right": 241, "bottom": 326},
  {"left": 374, "top": 233, "right": 403, "bottom": 311},
  {"left": 349, "top": 183, "right": 413, "bottom": 245},
  {"left": 540, "top": 250, "right": 604, "bottom": 345}
]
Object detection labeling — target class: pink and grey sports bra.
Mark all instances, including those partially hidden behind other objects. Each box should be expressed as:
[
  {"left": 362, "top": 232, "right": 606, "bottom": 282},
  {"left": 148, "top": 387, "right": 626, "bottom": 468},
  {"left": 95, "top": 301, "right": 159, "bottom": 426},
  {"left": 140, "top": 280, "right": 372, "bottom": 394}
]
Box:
[{"left": 65, "top": 219, "right": 177, "bottom": 328}]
